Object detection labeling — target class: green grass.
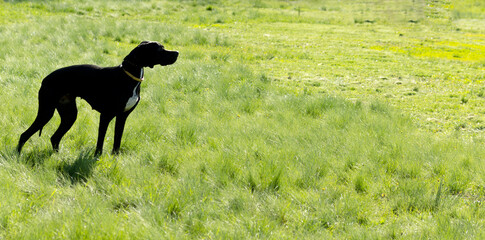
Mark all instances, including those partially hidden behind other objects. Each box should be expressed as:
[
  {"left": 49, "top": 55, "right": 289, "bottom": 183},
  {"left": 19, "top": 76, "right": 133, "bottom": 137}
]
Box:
[{"left": 1, "top": 0, "right": 485, "bottom": 239}]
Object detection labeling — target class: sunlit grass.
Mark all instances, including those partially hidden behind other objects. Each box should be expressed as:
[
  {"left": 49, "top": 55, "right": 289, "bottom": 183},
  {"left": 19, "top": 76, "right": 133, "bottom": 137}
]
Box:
[
  {"left": 1, "top": 0, "right": 485, "bottom": 239},
  {"left": 371, "top": 39, "right": 485, "bottom": 62}
]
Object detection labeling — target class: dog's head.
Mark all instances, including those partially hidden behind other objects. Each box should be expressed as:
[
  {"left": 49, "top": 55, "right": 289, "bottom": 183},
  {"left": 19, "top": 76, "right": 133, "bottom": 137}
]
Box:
[{"left": 125, "top": 41, "right": 178, "bottom": 68}]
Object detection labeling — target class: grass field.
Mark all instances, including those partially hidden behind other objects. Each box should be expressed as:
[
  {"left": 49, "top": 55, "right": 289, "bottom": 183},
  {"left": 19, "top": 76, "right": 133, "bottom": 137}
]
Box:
[{"left": 1, "top": 0, "right": 485, "bottom": 239}]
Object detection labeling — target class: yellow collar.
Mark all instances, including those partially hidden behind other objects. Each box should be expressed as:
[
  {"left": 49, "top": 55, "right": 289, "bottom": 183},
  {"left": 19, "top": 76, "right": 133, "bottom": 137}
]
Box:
[{"left": 122, "top": 67, "right": 144, "bottom": 82}]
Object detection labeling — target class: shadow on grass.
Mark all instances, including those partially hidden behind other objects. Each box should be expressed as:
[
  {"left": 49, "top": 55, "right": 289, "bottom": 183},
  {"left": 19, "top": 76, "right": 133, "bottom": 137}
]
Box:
[
  {"left": 19, "top": 149, "right": 55, "bottom": 167},
  {"left": 57, "top": 149, "right": 98, "bottom": 184},
  {"left": 1, "top": 147, "right": 98, "bottom": 185}
]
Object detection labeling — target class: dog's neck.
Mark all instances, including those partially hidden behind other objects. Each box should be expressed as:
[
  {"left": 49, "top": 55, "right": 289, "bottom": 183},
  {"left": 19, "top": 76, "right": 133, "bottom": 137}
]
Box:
[{"left": 121, "top": 59, "right": 144, "bottom": 82}]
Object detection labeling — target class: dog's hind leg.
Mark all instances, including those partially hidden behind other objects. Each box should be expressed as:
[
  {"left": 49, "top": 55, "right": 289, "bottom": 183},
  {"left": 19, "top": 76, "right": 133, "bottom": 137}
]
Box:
[
  {"left": 17, "top": 91, "right": 56, "bottom": 153},
  {"left": 50, "top": 95, "right": 78, "bottom": 152}
]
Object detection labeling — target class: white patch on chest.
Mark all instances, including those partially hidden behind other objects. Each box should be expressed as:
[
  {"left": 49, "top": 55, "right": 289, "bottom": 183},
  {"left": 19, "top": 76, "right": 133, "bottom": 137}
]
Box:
[{"left": 124, "top": 82, "right": 140, "bottom": 112}]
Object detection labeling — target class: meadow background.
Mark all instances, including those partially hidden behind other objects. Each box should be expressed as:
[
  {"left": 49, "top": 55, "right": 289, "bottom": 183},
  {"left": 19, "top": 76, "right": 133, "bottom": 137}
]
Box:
[{"left": 0, "top": 0, "right": 484, "bottom": 238}]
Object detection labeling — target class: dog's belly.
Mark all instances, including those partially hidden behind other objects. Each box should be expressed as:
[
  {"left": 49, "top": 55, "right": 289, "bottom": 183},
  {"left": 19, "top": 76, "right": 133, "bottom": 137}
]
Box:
[{"left": 124, "top": 83, "right": 140, "bottom": 112}]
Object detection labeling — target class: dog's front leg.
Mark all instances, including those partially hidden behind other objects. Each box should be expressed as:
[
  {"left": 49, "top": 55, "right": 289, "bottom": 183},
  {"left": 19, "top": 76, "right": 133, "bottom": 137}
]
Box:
[
  {"left": 95, "top": 113, "right": 114, "bottom": 156},
  {"left": 112, "top": 113, "right": 129, "bottom": 154}
]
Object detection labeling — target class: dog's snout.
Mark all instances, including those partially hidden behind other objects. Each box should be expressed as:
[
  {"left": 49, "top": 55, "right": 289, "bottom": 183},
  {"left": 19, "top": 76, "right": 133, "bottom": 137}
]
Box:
[{"left": 170, "top": 51, "right": 179, "bottom": 64}]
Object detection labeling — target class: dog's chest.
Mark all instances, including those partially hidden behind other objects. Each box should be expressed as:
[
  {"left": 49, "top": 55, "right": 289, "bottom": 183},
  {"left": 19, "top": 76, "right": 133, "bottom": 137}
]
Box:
[{"left": 124, "top": 82, "right": 140, "bottom": 112}]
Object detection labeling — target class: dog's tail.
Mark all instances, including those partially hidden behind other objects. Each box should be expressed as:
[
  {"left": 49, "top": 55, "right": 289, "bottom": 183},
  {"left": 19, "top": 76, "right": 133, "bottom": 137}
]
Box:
[{"left": 39, "top": 127, "right": 43, "bottom": 137}]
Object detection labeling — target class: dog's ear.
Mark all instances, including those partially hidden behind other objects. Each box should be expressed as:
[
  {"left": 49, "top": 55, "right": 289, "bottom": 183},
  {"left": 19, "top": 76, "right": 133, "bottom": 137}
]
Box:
[
  {"left": 125, "top": 46, "right": 143, "bottom": 65},
  {"left": 125, "top": 41, "right": 154, "bottom": 67}
]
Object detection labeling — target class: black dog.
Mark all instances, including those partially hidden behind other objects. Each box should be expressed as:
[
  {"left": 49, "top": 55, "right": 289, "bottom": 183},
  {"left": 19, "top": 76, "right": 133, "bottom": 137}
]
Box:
[{"left": 17, "top": 41, "right": 178, "bottom": 155}]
